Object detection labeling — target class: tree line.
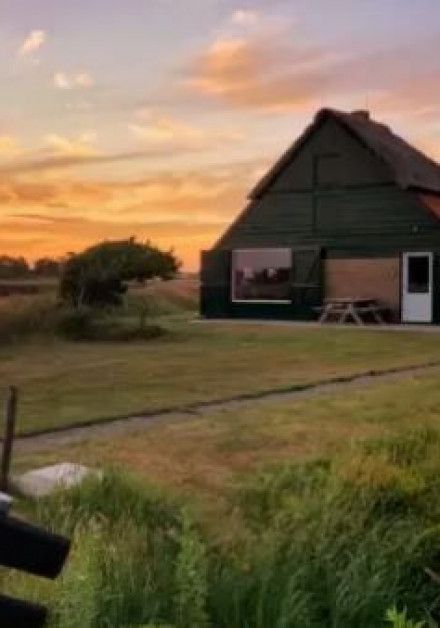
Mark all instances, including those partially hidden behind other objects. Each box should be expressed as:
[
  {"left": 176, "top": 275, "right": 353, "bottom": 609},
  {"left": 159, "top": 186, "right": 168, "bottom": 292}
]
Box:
[{"left": 0, "top": 255, "right": 61, "bottom": 279}]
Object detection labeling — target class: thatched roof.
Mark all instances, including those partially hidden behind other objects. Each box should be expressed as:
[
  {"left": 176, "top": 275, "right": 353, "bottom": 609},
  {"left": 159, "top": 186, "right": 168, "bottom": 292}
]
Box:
[{"left": 250, "top": 108, "right": 440, "bottom": 199}]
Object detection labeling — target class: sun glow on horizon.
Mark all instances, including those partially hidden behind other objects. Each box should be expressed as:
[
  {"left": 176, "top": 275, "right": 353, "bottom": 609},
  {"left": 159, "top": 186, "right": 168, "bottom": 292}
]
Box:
[{"left": 0, "top": 1, "right": 439, "bottom": 269}]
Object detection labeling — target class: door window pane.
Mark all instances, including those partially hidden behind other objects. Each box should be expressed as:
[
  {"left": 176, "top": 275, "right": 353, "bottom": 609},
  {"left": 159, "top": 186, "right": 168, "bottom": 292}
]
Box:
[
  {"left": 232, "top": 249, "right": 291, "bottom": 301},
  {"left": 408, "top": 256, "right": 429, "bottom": 294}
]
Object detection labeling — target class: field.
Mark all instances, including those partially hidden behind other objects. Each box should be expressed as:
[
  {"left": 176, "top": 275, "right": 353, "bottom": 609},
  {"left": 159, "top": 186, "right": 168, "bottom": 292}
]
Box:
[
  {"left": 3, "top": 281, "right": 440, "bottom": 626},
  {"left": 3, "top": 303, "right": 440, "bottom": 433}
]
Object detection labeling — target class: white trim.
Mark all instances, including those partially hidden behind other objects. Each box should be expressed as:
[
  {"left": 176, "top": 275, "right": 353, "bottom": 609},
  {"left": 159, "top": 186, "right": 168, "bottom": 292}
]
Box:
[
  {"left": 401, "top": 251, "right": 433, "bottom": 323},
  {"left": 232, "top": 248, "right": 291, "bottom": 254},
  {"left": 232, "top": 299, "right": 292, "bottom": 304},
  {"left": 231, "top": 248, "right": 292, "bottom": 304}
]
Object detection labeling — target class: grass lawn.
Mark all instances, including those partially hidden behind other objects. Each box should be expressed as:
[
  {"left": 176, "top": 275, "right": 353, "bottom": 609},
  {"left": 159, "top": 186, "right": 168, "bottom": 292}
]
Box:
[
  {"left": 17, "top": 369, "right": 440, "bottom": 509},
  {"left": 3, "top": 321, "right": 440, "bottom": 434}
]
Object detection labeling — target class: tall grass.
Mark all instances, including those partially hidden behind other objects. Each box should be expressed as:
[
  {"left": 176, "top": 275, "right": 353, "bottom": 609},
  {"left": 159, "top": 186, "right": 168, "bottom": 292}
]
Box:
[
  {"left": 0, "top": 294, "right": 60, "bottom": 342},
  {"left": 0, "top": 279, "right": 195, "bottom": 343},
  {"left": 5, "top": 427, "right": 440, "bottom": 627},
  {"left": 125, "top": 279, "right": 198, "bottom": 319}
]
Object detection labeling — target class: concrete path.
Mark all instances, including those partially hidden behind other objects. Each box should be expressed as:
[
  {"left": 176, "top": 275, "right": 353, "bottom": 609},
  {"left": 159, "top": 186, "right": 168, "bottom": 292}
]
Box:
[
  {"left": 194, "top": 319, "right": 440, "bottom": 333},
  {"left": 14, "top": 361, "right": 440, "bottom": 455}
]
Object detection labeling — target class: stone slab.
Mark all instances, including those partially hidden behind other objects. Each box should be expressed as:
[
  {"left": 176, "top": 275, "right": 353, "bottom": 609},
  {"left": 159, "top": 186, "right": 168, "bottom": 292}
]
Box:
[{"left": 15, "top": 463, "right": 96, "bottom": 498}]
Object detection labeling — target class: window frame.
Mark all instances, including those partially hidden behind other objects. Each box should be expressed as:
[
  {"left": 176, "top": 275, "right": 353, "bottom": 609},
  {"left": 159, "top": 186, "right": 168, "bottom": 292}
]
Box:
[
  {"left": 231, "top": 248, "right": 292, "bottom": 304},
  {"left": 407, "top": 254, "right": 431, "bottom": 294}
]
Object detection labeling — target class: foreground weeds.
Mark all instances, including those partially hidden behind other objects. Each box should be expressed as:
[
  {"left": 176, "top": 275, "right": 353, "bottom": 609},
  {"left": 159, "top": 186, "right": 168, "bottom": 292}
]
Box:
[{"left": 4, "top": 427, "right": 440, "bottom": 627}]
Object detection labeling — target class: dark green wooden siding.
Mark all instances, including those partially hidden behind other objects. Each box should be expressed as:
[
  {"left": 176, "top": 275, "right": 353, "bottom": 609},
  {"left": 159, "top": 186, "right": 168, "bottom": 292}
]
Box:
[
  {"left": 200, "top": 250, "right": 230, "bottom": 318},
  {"left": 217, "top": 187, "right": 440, "bottom": 250},
  {"left": 269, "top": 117, "right": 394, "bottom": 192}
]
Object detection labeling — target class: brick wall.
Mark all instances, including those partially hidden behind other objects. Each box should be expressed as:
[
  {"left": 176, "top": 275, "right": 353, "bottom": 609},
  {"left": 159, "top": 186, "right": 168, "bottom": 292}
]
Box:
[{"left": 325, "top": 257, "right": 400, "bottom": 319}]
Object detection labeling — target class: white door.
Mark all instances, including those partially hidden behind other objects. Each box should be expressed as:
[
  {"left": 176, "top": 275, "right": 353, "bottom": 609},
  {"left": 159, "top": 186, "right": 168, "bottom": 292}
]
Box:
[{"left": 402, "top": 252, "right": 433, "bottom": 323}]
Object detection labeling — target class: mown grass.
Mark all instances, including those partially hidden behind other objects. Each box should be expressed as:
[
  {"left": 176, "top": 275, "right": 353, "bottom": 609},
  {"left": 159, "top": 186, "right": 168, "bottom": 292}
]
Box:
[
  {"left": 17, "top": 371, "right": 440, "bottom": 507},
  {"left": 2, "top": 321, "right": 440, "bottom": 434},
  {"left": 6, "top": 424, "right": 440, "bottom": 627}
]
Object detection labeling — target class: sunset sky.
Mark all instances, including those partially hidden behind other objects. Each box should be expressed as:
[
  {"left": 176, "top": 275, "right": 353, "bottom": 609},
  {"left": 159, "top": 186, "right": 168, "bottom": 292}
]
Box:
[{"left": 1, "top": 0, "right": 439, "bottom": 269}]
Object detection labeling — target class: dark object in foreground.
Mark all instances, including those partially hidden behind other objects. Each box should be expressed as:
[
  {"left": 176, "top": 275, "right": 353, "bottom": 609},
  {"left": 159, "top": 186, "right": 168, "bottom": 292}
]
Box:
[
  {"left": 0, "top": 495, "right": 70, "bottom": 628},
  {"left": 0, "top": 594, "right": 47, "bottom": 628},
  {"left": 0, "top": 515, "right": 70, "bottom": 578}
]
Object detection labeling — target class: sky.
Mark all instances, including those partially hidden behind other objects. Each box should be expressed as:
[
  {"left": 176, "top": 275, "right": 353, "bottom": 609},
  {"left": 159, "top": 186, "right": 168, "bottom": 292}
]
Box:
[{"left": 0, "top": 0, "right": 439, "bottom": 270}]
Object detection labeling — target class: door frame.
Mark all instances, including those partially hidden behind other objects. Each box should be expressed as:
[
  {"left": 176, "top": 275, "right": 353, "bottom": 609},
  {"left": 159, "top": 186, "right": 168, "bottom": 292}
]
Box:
[{"left": 400, "top": 251, "right": 434, "bottom": 324}]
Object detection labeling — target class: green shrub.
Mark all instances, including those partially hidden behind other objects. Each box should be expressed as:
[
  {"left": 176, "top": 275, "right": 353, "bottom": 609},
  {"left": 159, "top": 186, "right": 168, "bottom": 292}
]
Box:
[{"left": 59, "top": 239, "right": 179, "bottom": 308}]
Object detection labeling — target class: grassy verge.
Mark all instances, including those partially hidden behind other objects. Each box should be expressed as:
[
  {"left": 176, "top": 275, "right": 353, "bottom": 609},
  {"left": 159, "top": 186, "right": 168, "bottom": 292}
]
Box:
[
  {"left": 6, "top": 423, "right": 440, "bottom": 627},
  {"left": 2, "top": 323, "right": 440, "bottom": 434}
]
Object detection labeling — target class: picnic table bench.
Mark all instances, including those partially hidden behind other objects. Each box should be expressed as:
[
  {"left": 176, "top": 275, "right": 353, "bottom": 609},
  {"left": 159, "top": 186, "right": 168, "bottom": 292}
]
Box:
[{"left": 316, "top": 298, "right": 386, "bottom": 325}]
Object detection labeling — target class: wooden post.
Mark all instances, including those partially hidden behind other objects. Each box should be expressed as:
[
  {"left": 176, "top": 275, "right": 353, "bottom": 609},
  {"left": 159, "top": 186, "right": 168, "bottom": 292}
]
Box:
[{"left": 1, "top": 387, "right": 17, "bottom": 493}]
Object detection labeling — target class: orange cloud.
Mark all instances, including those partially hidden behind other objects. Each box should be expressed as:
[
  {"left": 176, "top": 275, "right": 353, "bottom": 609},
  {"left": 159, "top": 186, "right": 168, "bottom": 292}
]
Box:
[
  {"left": 0, "top": 146, "right": 200, "bottom": 176},
  {"left": 183, "top": 28, "right": 440, "bottom": 127},
  {"left": 0, "top": 135, "right": 23, "bottom": 157},
  {"left": 184, "top": 34, "right": 341, "bottom": 111},
  {"left": 43, "top": 132, "right": 98, "bottom": 157},
  {"left": 0, "top": 160, "right": 265, "bottom": 268},
  {"left": 0, "top": 213, "right": 222, "bottom": 269},
  {"left": 129, "top": 110, "right": 244, "bottom": 152},
  {"left": 130, "top": 117, "right": 204, "bottom": 143},
  {"left": 0, "top": 117, "right": 239, "bottom": 177},
  {"left": 0, "top": 163, "right": 260, "bottom": 216}
]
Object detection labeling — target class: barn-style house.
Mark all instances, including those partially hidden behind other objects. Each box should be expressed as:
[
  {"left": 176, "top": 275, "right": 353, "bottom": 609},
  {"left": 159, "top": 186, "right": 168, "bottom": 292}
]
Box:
[{"left": 201, "top": 108, "right": 440, "bottom": 324}]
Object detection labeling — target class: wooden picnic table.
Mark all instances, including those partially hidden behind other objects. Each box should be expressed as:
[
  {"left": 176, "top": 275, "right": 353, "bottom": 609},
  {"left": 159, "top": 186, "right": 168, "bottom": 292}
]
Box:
[{"left": 317, "top": 297, "right": 386, "bottom": 325}]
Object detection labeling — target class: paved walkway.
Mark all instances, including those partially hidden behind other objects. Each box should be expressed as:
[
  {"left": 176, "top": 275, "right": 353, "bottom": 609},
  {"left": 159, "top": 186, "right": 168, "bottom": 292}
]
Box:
[
  {"left": 14, "top": 360, "right": 440, "bottom": 455},
  {"left": 195, "top": 319, "right": 440, "bottom": 333}
]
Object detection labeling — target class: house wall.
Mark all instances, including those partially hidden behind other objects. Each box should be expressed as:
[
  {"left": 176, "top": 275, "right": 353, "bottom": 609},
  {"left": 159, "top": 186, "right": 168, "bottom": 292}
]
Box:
[
  {"left": 215, "top": 189, "right": 440, "bottom": 252},
  {"left": 325, "top": 257, "right": 400, "bottom": 320}
]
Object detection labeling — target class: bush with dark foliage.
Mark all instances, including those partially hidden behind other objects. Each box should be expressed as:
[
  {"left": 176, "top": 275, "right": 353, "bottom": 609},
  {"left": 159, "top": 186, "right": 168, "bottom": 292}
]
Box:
[{"left": 60, "top": 238, "right": 180, "bottom": 308}]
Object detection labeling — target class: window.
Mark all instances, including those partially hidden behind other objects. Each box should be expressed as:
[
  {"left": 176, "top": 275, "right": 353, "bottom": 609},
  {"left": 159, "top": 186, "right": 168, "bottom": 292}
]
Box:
[
  {"left": 232, "top": 249, "right": 292, "bottom": 302},
  {"left": 407, "top": 255, "right": 430, "bottom": 294}
]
